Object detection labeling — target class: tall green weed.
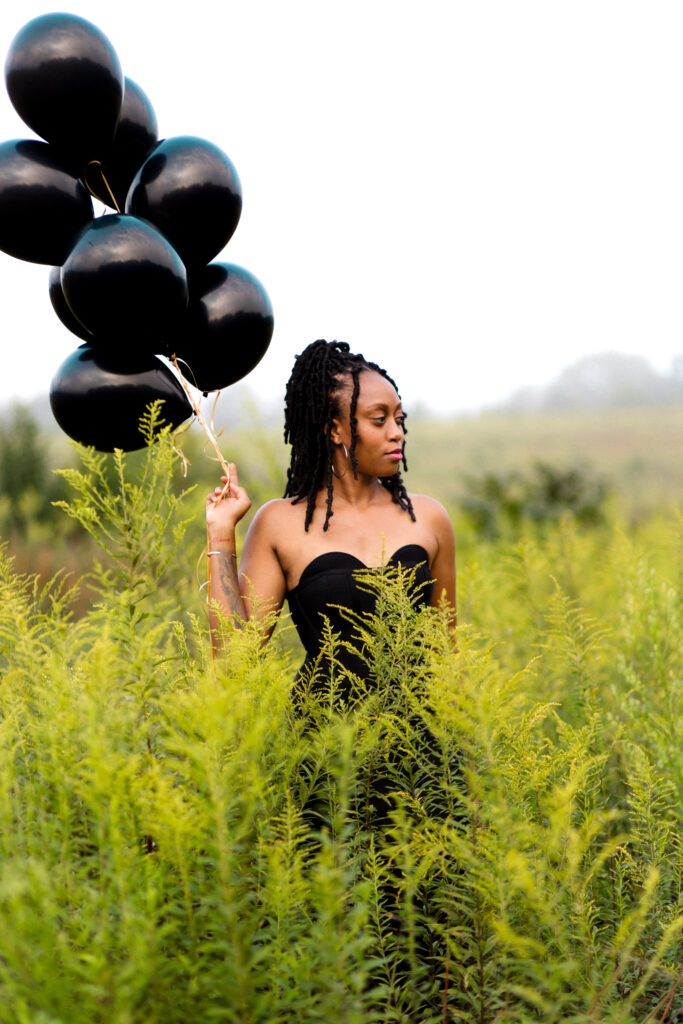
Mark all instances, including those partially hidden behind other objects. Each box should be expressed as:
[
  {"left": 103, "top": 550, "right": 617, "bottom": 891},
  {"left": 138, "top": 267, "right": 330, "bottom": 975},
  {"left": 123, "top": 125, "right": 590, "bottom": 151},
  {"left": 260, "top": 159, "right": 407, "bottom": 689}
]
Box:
[{"left": 0, "top": 423, "right": 682, "bottom": 1021}]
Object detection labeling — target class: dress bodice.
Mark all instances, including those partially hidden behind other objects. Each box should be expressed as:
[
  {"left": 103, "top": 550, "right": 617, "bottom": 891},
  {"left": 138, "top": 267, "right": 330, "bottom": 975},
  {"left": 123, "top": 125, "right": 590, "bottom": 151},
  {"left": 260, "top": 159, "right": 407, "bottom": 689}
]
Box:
[{"left": 286, "top": 544, "right": 434, "bottom": 687}]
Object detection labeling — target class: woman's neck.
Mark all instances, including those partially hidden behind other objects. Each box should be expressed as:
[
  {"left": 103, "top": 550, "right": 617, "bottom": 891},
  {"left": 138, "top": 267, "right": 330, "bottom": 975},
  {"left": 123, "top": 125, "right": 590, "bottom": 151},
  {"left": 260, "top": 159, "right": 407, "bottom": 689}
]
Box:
[{"left": 324, "top": 471, "right": 388, "bottom": 509}]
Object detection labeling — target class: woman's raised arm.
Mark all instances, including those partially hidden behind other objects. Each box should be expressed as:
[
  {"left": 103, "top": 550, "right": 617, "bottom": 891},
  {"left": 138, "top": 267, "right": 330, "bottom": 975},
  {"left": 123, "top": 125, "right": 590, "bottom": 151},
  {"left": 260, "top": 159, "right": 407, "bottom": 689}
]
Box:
[{"left": 205, "top": 465, "right": 286, "bottom": 648}]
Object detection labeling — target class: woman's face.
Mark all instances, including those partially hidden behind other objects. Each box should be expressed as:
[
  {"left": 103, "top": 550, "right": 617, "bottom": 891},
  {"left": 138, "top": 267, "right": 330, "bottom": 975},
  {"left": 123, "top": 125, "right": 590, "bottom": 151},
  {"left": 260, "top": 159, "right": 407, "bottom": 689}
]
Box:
[{"left": 332, "top": 370, "right": 405, "bottom": 477}]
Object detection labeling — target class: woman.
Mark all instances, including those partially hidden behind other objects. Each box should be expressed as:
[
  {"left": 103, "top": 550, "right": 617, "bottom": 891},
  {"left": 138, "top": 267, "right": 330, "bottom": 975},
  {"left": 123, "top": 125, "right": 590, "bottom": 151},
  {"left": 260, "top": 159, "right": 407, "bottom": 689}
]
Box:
[{"left": 206, "top": 339, "right": 456, "bottom": 678}]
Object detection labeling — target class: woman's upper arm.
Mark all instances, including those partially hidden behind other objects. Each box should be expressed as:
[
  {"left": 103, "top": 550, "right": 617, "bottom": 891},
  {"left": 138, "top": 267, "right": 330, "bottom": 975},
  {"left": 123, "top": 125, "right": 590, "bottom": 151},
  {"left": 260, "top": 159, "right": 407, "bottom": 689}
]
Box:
[
  {"left": 428, "top": 500, "right": 456, "bottom": 626},
  {"left": 238, "top": 502, "right": 287, "bottom": 632}
]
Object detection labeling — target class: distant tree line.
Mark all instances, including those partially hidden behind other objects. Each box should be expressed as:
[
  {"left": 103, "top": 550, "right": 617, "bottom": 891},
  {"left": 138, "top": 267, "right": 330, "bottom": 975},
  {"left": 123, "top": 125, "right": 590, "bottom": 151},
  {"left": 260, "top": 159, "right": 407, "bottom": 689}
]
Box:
[{"left": 502, "top": 351, "right": 683, "bottom": 412}]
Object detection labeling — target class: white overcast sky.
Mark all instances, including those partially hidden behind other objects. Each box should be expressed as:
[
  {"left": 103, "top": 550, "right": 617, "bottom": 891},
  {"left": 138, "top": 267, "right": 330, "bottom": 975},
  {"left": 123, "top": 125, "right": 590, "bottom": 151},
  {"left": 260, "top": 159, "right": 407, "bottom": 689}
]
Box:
[{"left": 0, "top": 0, "right": 682, "bottom": 415}]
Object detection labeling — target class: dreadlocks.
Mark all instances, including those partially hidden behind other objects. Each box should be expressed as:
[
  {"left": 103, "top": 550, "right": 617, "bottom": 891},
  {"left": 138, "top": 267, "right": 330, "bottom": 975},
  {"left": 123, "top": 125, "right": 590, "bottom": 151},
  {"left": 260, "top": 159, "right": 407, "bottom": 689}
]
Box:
[{"left": 283, "top": 339, "right": 416, "bottom": 531}]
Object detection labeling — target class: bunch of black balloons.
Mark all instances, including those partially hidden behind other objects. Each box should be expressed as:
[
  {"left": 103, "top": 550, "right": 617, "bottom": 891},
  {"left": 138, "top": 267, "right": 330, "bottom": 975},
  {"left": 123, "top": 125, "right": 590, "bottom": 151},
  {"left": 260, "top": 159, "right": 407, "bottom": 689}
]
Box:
[{"left": 0, "top": 12, "right": 274, "bottom": 451}]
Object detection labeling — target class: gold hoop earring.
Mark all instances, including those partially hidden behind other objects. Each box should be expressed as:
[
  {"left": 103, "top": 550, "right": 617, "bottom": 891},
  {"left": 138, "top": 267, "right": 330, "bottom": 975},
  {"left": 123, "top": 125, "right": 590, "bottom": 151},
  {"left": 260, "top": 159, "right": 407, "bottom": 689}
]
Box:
[{"left": 332, "top": 442, "right": 349, "bottom": 479}]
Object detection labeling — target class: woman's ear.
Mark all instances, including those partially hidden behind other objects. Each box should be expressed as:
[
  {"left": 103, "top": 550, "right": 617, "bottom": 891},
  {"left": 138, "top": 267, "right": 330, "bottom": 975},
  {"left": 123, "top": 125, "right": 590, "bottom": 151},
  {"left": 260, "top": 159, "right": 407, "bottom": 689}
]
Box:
[{"left": 330, "top": 417, "right": 344, "bottom": 446}]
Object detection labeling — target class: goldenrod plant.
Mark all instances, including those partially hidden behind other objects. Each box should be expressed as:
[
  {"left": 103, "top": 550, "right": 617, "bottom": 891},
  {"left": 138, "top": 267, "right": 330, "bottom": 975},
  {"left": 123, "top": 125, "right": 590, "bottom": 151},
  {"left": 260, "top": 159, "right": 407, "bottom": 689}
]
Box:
[{"left": 0, "top": 408, "right": 681, "bottom": 1021}]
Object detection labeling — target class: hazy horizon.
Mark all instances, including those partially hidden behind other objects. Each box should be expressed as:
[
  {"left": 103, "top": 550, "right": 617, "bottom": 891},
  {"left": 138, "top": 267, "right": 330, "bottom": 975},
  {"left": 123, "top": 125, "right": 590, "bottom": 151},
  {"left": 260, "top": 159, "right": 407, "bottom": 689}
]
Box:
[
  {"left": 1, "top": 2, "right": 683, "bottom": 417},
  {"left": 5, "top": 348, "right": 682, "bottom": 432}
]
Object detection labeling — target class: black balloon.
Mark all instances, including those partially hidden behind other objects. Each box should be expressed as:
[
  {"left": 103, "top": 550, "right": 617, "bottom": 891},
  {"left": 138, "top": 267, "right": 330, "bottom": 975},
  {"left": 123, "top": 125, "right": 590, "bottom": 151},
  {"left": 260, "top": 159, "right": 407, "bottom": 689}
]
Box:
[
  {"left": 126, "top": 136, "right": 242, "bottom": 267},
  {"left": 173, "top": 263, "right": 274, "bottom": 392},
  {"left": 4, "top": 13, "right": 124, "bottom": 175},
  {"left": 48, "top": 266, "right": 93, "bottom": 342},
  {"left": 61, "top": 215, "right": 188, "bottom": 356},
  {"left": 99, "top": 77, "right": 158, "bottom": 212},
  {"left": 0, "top": 140, "right": 93, "bottom": 265},
  {"left": 49, "top": 345, "right": 193, "bottom": 452}
]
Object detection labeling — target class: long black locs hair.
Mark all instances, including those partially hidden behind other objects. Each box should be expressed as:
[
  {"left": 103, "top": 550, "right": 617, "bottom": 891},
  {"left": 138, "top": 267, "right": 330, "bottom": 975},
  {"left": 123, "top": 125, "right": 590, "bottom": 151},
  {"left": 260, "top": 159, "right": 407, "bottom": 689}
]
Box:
[{"left": 283, "top": 339, "right": 416, "bottom": 531}]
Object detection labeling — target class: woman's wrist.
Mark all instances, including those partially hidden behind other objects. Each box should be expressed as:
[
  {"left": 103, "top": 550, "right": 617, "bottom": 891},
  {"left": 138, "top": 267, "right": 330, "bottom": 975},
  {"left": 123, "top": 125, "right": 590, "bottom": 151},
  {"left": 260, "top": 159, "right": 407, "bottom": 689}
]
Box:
[{"left": 206, "top": 533, "right": 236, "bottom": 551}]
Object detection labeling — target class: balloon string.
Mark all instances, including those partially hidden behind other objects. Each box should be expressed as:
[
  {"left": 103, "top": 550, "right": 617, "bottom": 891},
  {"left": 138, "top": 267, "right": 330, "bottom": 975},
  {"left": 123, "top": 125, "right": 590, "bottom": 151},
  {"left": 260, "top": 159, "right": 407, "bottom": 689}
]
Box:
[
  {"left": 84, "top": 160, "right": 121, "bottom": 212},
  {"left": 170, "top": 353, "right": 231, "bottom": 493},
  {"left": 169, "top": 414, "right": 193, "bottom": 477},
  {"left": 173, "top": 441, "right": 192, "bottom": 478},
  {"left": 170, "top": 355, "right": 226, "bottom": 671},
  {"left": 172, "top": 354, "right": 201, "bottom": 395},
  {"left": 209, "top": 389, "right": 223, "bottom": 440}
]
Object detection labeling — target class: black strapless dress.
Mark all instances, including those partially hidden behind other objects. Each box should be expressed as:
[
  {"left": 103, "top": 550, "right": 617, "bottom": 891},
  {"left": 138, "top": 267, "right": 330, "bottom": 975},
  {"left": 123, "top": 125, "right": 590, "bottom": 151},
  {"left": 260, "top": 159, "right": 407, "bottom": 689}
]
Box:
[{"left": 286, "top": 544, "right": 434, "bottom": 691}]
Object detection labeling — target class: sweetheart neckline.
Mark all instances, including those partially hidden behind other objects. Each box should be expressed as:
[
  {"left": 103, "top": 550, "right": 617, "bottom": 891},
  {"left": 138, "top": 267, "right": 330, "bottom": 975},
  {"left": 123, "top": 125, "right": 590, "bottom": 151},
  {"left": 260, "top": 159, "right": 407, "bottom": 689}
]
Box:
[{"left": 287, "top": 543, "right": 431, "bottom": 595}]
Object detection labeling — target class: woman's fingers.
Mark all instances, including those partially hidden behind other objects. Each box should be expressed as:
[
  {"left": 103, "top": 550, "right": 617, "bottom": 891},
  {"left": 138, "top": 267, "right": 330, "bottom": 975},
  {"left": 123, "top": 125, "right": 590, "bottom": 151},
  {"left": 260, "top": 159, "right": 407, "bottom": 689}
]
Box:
[
  {"left": 205, "top": 462, "right": 251, "bottom": 528},
  {"left": 208, "top": 464, "right": 242, "bottom": 504},
  {"left": 219, "top": 465, "right": 239, "bottom": 495}
]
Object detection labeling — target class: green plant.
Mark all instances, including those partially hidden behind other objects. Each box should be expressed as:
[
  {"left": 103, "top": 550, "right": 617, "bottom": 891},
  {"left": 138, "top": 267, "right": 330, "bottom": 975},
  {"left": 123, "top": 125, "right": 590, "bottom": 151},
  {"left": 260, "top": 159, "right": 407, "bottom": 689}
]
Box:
[
  {"left": 461, "top": 461, "right": 611, "bottom": 539},
  {"left": 0, "top": 412, "right": 682, "bottom": 1020}
]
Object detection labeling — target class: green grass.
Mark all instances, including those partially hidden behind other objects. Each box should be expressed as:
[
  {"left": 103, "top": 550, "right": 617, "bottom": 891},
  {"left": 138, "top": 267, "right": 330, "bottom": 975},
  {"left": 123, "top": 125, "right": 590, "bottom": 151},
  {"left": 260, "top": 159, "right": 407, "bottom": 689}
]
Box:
[{"left": 405, "top": 405, "right": 683, "bottom": 518}]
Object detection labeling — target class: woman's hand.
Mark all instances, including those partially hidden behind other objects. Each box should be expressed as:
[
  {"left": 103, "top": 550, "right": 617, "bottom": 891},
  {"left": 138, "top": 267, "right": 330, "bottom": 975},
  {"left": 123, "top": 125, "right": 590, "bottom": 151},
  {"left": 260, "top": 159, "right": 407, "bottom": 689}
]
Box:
[{"left": 205, "top": 463, "right": 252, "bottom": 541}]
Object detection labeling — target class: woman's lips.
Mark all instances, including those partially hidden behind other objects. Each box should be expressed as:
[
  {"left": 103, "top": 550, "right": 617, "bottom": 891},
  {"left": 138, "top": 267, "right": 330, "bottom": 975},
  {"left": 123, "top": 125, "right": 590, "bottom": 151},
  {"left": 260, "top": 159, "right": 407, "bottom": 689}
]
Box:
[{"left": 386, "top": 450, "right": 403, "bottom": 461}]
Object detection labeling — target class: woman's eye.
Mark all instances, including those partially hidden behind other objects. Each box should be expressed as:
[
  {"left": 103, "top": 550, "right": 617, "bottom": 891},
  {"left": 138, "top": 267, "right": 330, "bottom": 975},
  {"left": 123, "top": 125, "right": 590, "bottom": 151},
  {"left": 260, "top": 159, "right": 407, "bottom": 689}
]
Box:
[{"left": 372, "top": 416, "right": 386, "bottom": 424}]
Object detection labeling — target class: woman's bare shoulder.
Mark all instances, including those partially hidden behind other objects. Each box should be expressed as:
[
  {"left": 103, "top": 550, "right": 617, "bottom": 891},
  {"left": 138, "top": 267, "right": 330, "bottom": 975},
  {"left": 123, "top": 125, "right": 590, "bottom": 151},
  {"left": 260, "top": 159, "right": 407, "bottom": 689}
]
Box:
[
  {"left": 242, "top": 499, "right": 305, "bottom": 568},
  {"left": 409, "top": 493, "right": 452, "bottom": 523},
  {"left": 246, "top": 497, "right": 303, "bottom": 535},
  {"left": 409, "top": 493, "right": 455, "bottom": 543},
  {"left": 410, "top": 494, "right": 456, "bottom": 580}
]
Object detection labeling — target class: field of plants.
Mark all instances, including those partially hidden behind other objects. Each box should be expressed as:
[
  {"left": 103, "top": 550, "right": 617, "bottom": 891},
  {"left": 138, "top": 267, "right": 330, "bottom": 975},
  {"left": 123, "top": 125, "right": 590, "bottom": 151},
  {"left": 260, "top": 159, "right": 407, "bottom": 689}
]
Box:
[{"left": 0, "top": 401, "right": 682, "bottom": 1022}]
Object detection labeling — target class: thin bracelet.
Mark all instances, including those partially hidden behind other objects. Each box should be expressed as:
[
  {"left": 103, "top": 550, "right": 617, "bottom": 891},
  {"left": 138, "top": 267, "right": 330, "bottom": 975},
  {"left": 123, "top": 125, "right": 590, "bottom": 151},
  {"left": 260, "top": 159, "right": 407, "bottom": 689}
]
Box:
[{"left": 207, "top": 550, "right": 237, "bottom": 557}]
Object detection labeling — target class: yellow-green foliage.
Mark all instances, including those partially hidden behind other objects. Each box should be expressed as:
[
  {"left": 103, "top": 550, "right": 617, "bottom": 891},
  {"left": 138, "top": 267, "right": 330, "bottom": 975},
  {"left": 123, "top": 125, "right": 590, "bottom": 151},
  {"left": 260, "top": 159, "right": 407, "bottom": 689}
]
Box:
[{"left": 0, "top": 417, "right": 682, "bottom": 1022}]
